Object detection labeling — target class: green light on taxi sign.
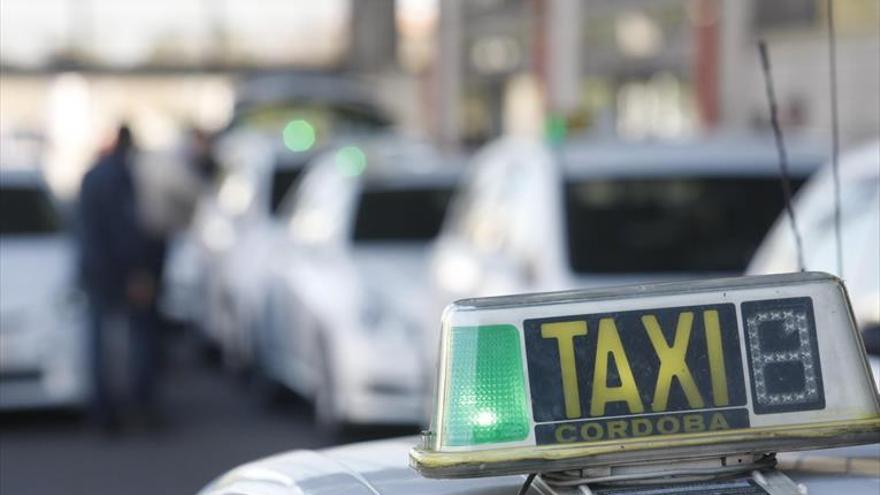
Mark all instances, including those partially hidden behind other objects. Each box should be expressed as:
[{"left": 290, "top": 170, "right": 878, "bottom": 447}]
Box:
[
  {"left": 443, "top": 324, "right": 529, "bottom": 446},
  {"left": 413, "top": 273, "right": 880, "bottom": 479},
  {"left": 335, "top": 146, "right": 367, "bottom": 177},
  {"left": 282, "top": 119, "right": 316, "bottom": 152}
]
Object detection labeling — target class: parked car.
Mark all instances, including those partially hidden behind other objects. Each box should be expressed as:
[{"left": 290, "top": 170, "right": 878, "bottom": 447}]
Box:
[
  {"left": 0, "top": 167, "right": 89, "bottom": 409},
  {"left": 431, "top": 135, "right": 824, "bottom": 306},
  {"left": 254, "top": 137, "right": 461, "bottom": 429},
  {"left": 748, "top": 141, "right": 880, "bottom": 383},
  {"left": 187, "top": 131, "right": 316, "bottom": 367}
]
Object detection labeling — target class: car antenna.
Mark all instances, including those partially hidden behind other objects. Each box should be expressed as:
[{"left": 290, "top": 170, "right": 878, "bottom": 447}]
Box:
[
  {"left": 758, "top": 39, "right": 806, "bottom": 272},
  {"left": 826, "top": 0, "right": 844, "bottom": 278}
]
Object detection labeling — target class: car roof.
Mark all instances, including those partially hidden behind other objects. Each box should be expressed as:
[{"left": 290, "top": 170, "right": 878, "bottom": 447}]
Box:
[
  {"left": 359, "top": 137, "right": 464, "bottom": 187},
  {"left": 201, "top": 436, "right": 879, "bottom": 495},
  {"left": 560, "top": 134, "right": 826, "bottom": 179},
  {"left": 200, "top": 436, "right": 528, "bottom": 495},
  {"left": 305, "top": 134, "right": 464, "bottom": 189},
  {"left": 231, "top": 71, "right": 391, "bottom": 127}
]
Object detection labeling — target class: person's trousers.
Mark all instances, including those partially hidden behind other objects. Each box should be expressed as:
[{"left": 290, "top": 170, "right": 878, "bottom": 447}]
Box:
[{"left": 87, "top": 297, "right": 160, "bottom": 423}]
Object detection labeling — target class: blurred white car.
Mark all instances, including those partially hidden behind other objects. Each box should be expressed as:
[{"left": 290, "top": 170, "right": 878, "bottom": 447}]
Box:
[
  {"left": 432, "top": 135, "right": 824, "bottom": 303},
  {"left": 0, "top": 168, "right": 89, "bottom": 409},
  {"left": 255, "top": 138, "right": 460, "bottom": 428},
  {"left": 748, "top": 141, "right": 880, "bottom": 385},
  {"left": 428, "top": 136, "right": 824, "bottom": 363},
  {"left": 187, "top": 132, "right": 315, "bottom": 367}
]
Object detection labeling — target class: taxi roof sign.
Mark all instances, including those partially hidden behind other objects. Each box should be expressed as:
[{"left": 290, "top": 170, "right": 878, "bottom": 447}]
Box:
[{"left": 411, "top": 272, "right": 880, "bottom": 478}]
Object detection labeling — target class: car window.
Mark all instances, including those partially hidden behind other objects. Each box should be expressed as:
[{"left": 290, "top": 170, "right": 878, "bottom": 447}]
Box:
[
  {"left": 565, "top": 177, "right": 806, "bottom": 273},
  {"left": 352, "top": 186, "right": 453, "bottom": 242},
  {"left": 287, "top": 158, "right": 357, "bottom": 244},
  {"left": 232, "top": 104, "right": 388, "bottom": 137},
  {"left": 269, "top": 167, "right": 304, "bottom": 215},
  {"left": 0, "top": 185, "right": 60, "bottom": 235}
]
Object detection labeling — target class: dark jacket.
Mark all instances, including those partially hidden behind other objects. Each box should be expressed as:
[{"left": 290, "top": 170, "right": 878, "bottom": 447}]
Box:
[{"left": 78, "top": 149, "right": 165, "bottom": 306}]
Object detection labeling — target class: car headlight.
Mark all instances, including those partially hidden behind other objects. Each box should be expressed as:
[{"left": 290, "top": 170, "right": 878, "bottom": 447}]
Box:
[{"left": 359, "top": 291, "right": 417, "bottom": 339}]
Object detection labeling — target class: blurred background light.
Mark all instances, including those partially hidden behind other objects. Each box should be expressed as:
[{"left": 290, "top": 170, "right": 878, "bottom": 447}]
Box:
[
  {"left": 335, "top": 145, "right": 367, "bottom": 177},
  {"left": 615, "top": 10, "right": 663, "bottom": 58},
  {"left": 282, "top": 119, "right": 317, "bottom": 152}
]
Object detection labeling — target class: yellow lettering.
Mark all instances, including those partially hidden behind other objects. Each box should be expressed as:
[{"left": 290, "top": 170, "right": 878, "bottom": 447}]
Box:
[
  {"left": 708, "top": 412, "right": 731, "bottom": 431},
  {"left": 657, "top": 416, "right": 680, "bottom": 435},
  {"left": 632, "top": 418, "right": 653, "bottom": 437},
  {"left": 581, "top": 423, "right": 604, "bottom": 441},
  {"left": 542, "top": 321, "right": 588, "bottom": 418},
  {"left": 607, "top": 420, "right": 628, "bottom": 439},
  {"left": 703, "top": 310, "right": 730, "bottom": 406},
  {"left": 683, "top": 414, "right": 705, "bottom": 433},
  {"left": 591, "top": 318, "right": 645, "bottom": 416},
  {"left": 555, "top": 424, "right": 577, "bottom": 443},
  {"left": 642, "top": 312, "right": 705, "bottom": 411}
]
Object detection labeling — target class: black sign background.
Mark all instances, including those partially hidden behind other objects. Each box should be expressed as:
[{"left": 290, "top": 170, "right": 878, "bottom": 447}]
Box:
[
  {"left": 524, "top": 303, "right": 747, "bottom": 423},
  {"left": 741, "top": 297, "right": 824, "bottom": 414}
]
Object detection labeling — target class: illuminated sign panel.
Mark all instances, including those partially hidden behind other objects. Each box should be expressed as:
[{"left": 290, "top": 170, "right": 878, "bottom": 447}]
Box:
[
  {"left": 411, "top": 273, "right": 880, "bottom": 479},
  {"left": 741, "top": 298, "right": 823, "bottom": 414}
]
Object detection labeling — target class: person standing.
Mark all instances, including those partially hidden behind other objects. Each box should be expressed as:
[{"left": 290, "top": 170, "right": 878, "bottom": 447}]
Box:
[{"left": 78, "top": 125, "right": 166, "bottom": 431}]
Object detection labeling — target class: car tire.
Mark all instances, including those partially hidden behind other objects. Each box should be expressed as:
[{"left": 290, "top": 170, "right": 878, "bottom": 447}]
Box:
[
  {"left": 314, "top": 335, "right": 346, "bottom": 436},
  {"left": 250, "top": 296, "right": 287, "bottom": 406},
  {"left": 220, "top": 293, "right": 254, "bottom": 378}
]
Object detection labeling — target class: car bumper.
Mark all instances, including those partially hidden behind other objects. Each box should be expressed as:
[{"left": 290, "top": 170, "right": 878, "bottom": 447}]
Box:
[
  {"left": 335, "top": 333, "right": 426, "bottom": 425},
  {"left": 0, "top": 370, "right": 88, "bottom": 410},
  {"left": 0, "top": 326, "right": 90, "bottom": 410}
]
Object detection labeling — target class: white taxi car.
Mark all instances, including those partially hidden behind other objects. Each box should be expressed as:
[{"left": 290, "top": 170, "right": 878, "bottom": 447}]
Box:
[
  {"left": 431, "top": 135, "right": 824, "bottom": 304},
  {"left": 201, "top": 273, "right": 880, "bottom": 494},
  {"left": 749, "top": 141, "right": 880, "bottom": 333},
  {"left": 254, "top": 137, "right": 461, "bottom": 429},
  {"left": 188, "top": 131, "right": 315, "bottom": 368},
  {"left": 0, "top": 168, "right": 89, "bottom": 409}
]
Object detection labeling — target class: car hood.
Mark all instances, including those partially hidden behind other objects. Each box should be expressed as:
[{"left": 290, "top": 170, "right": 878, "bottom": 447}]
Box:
[
  {"left": 0, "top": 236, "right": 74, "bottom": 313},
  {"left": 199, "top": 436, "right": 527, "bottom": 495}
]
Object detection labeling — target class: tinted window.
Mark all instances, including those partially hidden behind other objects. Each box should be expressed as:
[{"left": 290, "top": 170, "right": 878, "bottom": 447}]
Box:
[
  {"left": 270, "top": 167, "right": 304, "bottom": 215},
  {"left": 353, "top": 187, "right": 453, "bottom": 242},
  {"left": 565, "top": 178, "right": 805, "bottom": 273},
  {"left": 232, "top": 105, "right": 389, "bottom": 135},
  {"left": 0, "top": 186, "right": 60, "bottom": 235}
]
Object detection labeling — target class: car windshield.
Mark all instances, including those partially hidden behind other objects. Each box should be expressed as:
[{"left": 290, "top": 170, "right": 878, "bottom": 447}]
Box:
[
  {"left": 565, "top": 177, "right": 805, "bottom": 273},
  {"left": 353, "top": 186, "right": 453, "bottom": 242},
  {"left": 0, "top": 185, "right": 60, "bottom": 235}
]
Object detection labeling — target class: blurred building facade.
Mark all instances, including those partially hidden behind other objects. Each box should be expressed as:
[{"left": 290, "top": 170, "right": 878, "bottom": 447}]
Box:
[
  {"left": 1, "top": 0, "right": 878, "bottom": 196},
  {"left": 433, "top": 0, "right": 880, "bottom": 147}
]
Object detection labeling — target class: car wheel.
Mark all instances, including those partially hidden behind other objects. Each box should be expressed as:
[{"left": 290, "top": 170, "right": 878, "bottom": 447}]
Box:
[
  {"left": 220, "top": 295, "right": 253, "bottom": 378},
  {"left": 314, "top": 335, "right": 345, "bottom": 435},
  {"left": 250, "top": 296, "right": 286, "bottom": 406}
]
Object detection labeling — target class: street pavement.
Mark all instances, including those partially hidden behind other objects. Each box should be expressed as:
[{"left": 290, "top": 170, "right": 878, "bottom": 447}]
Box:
[{"left": 0, "top": 333, "right": 419, "bottom": 495}]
